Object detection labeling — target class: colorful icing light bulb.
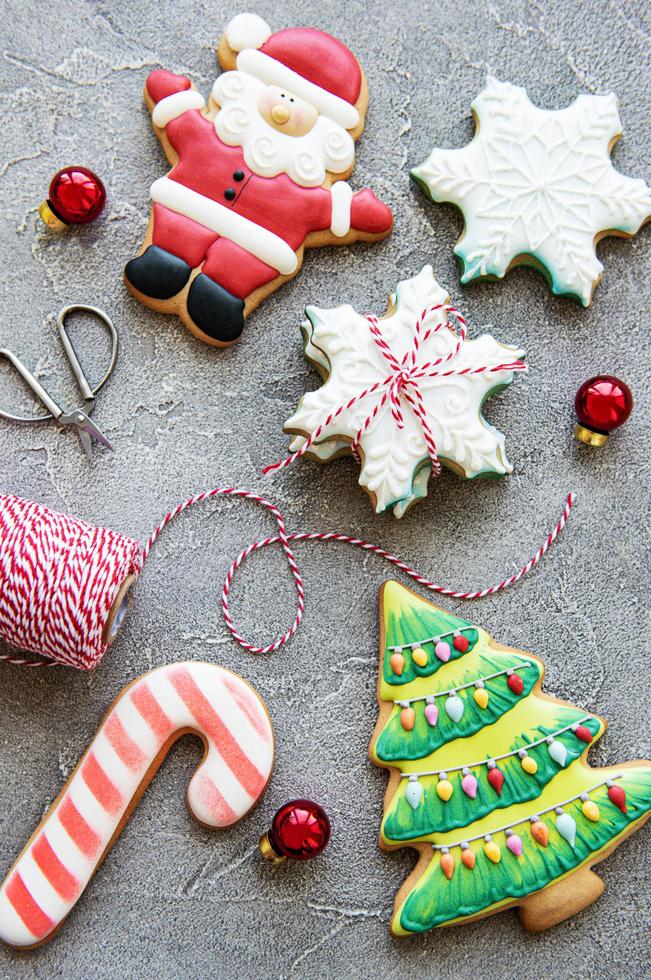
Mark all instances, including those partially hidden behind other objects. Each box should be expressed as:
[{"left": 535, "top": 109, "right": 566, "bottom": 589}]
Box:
[
  {"left": 435, "top": 641, "right": 451, "bottom": 662},
  {"left": 412, "top": 647, "right": 428, "bottom": 667},
  {"left": 460, "top": 844, "right": 476, "bottom": 869},
  {"left": 452, "top": 632, "right": 470, "bottom": 653},
  {"left": 506, "top": 830, "right": 523, "bottom": 857},
  {"left": 445, "top": 693, "right": 464, "bottom": 723},
  {"left": 555, "top": 808, "right": 577, "bottom": 847},
  {"left": 39, "top": 166, "right": 106, "bottom": 231},
  {"left": 260, "top": 799, "right": 330, "bottom": 863},
  {"left": 473, "top": 682, "right": 489, "bottom": 709},
  {"left": 530, "top": 818, "right": 549, "bottom": 847},
  {"left": 507, "top": 671, "right": 524, "bottom": 695},
  {"left": 461, "top": 768, "right": 477, "bottom": 799},
  {"left": 436, "top": 774, "right": 453, "bottom": 802},
  {"left": 547, "top": 738, "right": 568, "bottom": 767},
  {"left": 581, "top": 797, "right": 600, "bottom": 822},
  {"left": 520, "top": 752, "right": 538, "bottom": 775},
  {"left": 487, "top": 763, "right": 504, "bottom": 796},
  {"left": 390, "top": 652, "right": 405, "bottom": 676},
  {"left": 400, "top": 704, "right": 415, "bottom": 731},
  {"left": 484, "top": 836, "right": 501, "bottom": 864},
  {"left": 440, "top": 849, "right": 455, "bottom": 880},
  {"left": 607, "top": 782, "right": 627, "bottom": 814},
  {"left": 424, "top": 697, "right": 438, "bottom": 727},
  {"left": 575, "top": 375, "right": 633, "bottom": 446},
  {"left": 405, "top": 777, "right": 423, "bottom": 810},
  {"left": 573, "top": 724, "right": 593, "bottom": 743}
]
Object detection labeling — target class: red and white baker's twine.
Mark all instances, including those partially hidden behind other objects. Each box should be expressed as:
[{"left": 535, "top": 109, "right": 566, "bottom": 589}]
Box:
[
  {"left": 263, "top": 305, "right": 527, "bottom": 476},
  {"left": 0, "top": 488, "right": 574, "bottom": 668}
]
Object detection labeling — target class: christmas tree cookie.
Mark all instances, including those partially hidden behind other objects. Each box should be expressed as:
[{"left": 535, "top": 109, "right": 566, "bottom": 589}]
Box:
[
  {"left": 278, "top": 266, "right": 525, "bottom": 516},
  {"left": 369, "top": 582, "right": 651, "bottom": 935},
  {"left": 411, "top": 77, "right": 651, "bottom": 306}
]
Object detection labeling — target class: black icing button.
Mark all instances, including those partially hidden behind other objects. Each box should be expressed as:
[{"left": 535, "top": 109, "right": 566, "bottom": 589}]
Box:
[
  {"left": 233, "top": 170, "right": 245, "bottom": 181},
  {"left": 224, "top": 188, "right": 236, "bottom": 201}
]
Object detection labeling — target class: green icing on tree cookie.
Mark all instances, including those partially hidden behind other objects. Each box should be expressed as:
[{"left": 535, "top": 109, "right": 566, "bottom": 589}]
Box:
[{"left": 370, "top": 582, "right": 651, "bottom": 936}]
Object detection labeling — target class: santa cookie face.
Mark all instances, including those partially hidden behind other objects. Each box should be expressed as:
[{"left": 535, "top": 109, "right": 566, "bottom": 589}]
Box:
[{"left": 124, "top": 13, "right": 393, "bottom": 347}]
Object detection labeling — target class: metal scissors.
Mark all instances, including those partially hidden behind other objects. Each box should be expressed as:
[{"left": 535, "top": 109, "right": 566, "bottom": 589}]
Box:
[{"left": 0, "top": 304, "right": 118, "bottom": 461}]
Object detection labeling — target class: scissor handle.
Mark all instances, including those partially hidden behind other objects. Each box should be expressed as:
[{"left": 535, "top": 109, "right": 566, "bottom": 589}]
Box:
[
  {"left": 0, "top": 349, "right": 63, "bottom": 423},
  {"left": 57, "top": 304, "right": 119, "bottom": 402}
]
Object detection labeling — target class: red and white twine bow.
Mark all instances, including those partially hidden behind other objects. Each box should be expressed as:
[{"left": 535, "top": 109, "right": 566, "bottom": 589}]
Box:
[
  {"left": 0, "top": 487, "right": 574, "bottom": 668},
  {"left": 264, "top": 305, "right": 527, "bottom": 477}
]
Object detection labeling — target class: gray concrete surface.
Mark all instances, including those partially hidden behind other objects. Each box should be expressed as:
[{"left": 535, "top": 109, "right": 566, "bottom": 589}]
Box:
[{"left": 0, "top": 0, "right": 649, "bottom": 977}]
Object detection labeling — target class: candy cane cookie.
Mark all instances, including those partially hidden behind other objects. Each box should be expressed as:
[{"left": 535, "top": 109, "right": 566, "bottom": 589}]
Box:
[{"left": 0, "top": 662, "right": 274, "bottom": 948}]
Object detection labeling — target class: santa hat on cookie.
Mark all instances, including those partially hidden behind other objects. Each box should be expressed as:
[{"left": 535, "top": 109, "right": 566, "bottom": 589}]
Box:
[{"left": 225, "top": 13, "right": 362, "bottom": 130}]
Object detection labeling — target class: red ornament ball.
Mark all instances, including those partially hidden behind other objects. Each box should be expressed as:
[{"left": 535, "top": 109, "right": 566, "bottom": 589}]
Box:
[
  {"left": 45, "top": 166, "right": 106, "bottom": 226},
  {"left": 607, "top": 784, "right": 627, "bottom": 814},
  {"left": 575, "top": 375, "right": 632, "bottom": 443},
  {"left": 267, "top": 799, "right": 331, "bottom": 861},
  {"left": 453, "top": 634, "right": 470, "bottom": 653},
  {"left": 487, "top": 767, "right": 505, "bottom": 796}
]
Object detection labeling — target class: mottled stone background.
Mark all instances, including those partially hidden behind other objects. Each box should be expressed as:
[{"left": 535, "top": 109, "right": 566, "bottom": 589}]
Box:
[{"left": 0, "top": 1, "right": 649, "bottom": 977}]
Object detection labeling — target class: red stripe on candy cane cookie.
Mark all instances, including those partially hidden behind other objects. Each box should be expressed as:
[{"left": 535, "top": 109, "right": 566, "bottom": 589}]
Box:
[
  {"left": 81, "top": 754, "right": 123, "bottom": 816},
  {"left": 104, "top": 714, "right": 147, "bottom": 772},
  {"left": 31, "top": 837, "right": 79, "bottom": 904},
  {"left": 58, "top": 797, "right": 102, "bottom": 859},
  {"left": 5, "top": 874, "right": 53, "bottom": 940},
  {"left": 169, "top": 666, "right": 267, "bottom": 799},
  {"left": 130, "top": 683, "right": 175, "bottom": 742}
]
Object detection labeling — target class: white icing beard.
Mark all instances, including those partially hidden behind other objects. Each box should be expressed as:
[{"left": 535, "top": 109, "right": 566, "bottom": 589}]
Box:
[{"left": 212, "top": 71, "right": 355, "bottom": 188}]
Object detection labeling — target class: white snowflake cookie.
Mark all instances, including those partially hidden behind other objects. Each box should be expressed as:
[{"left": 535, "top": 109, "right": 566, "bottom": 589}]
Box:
[
  {"left": 278, "top": 266, "right": 525, "bottom": 517},
  {"left": 411, "top": 77, "right": 651, "bottom": 306}
]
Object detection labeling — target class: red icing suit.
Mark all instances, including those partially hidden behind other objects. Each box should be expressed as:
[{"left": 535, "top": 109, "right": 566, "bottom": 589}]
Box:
[{"left": 146, "top": 70, "right": 393, "bottom": 299}]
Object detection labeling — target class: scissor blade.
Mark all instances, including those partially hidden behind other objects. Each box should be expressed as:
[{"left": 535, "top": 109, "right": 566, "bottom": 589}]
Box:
[{"left": 60, "top": 410, "right": 114, "bottom": 460}]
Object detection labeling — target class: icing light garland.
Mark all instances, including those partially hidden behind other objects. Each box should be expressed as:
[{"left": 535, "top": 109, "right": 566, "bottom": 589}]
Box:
[
  {"left": 401, "top": 716, "right": 594, "bottom": 796},
  {"left": 389, "top": 627, "right": 472, "bottom": 654},
  {"left": 0, "top": 490, "right": 575, "bottom": 668},
  {"left": 430, "top": 775, "right": 626, "bottom": 872},
  {"left": 396, "top": 663, "right": 531, "bottom": 711}
]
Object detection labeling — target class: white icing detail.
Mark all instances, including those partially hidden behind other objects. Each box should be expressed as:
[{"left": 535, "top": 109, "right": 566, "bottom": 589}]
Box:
[
  {"left": 283, "top": 265, "right": 525, "bottom": 516},
  {"left": 0, "top": 663, "right": 273, "bottom": 947},
  {"left": 225, "top": 12, "right": 271, "bottom": 52},
  {"left": 0, "top": 892, "right": 36, "bottom": 947},
  {"left": 152, "top": 90, "right": 205, "bottom": 127},
  {"left": 330, "top": 181, "right": 353, "bottom": 236},
  {"left": 150, "top": 176, "right": 298, "bottom": 274},
  {"left": 212, "top": 71, "right": 355, "bottom": 187},
  {"left": 236, "top": 49, "right": 359, "bottom": 130},
  {"left": 412, "top": 77, "right": 651, "bottom": 306}
]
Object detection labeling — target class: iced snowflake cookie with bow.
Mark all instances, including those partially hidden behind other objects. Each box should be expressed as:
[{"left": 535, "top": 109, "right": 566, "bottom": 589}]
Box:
[
  {"left": 268, "top": 266, "right": 526, "bottom": 517},
  {"left": 411, "top": 77, "right": 651, "bottom": 306}
]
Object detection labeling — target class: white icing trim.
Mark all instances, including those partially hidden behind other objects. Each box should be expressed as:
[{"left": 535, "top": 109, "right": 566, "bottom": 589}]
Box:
[
  {"left": 44, "top": 818, "right": 93, "bottom": 881},
  {"left": 330, "top": 181, "right": 353, "bottom": 236},
  {"left": 152, "top": 90, "right": 206, "bottom": 127},
  {"left": 149, "top": 176, "right": 298, "bottom": 275},
  {"left": 236, "top": 49, "right": 359, "bottom": 130},
  {"left": 225, "top": 13, "right": 271, "bottom": 52}
]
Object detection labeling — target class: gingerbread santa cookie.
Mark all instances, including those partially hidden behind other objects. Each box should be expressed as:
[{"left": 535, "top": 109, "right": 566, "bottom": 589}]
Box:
[
  {"left": 370, "top": 582, "right": 651, "bottom": 936},
  {"left": 124, "top": 13, "right": 393, "bottom": 346},
  {"left": 411, "top": 77, "right": 651, "bottom": 306},
  {"left": 275, "top": 266, "right": 525, "bottom": 517}
]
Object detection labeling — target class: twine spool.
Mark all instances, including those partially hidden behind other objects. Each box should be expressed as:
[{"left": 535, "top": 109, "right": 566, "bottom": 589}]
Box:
[
  {"left": 0, "top": 490, "right": 575, "bottom": 670},
  {"left": 0, "top": 496, "right": 141, "bottom": 669}
]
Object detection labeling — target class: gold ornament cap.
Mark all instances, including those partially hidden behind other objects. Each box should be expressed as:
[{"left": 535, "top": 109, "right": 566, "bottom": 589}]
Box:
[
  {"left": 575, "top": 423, "right": 608, "bottom": 447},
  {"left": 38, "top": 200, "right": 68, "bottom": 232},
  {"left": 259, "top": 832, "right": 286, "bottom": 864}
]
